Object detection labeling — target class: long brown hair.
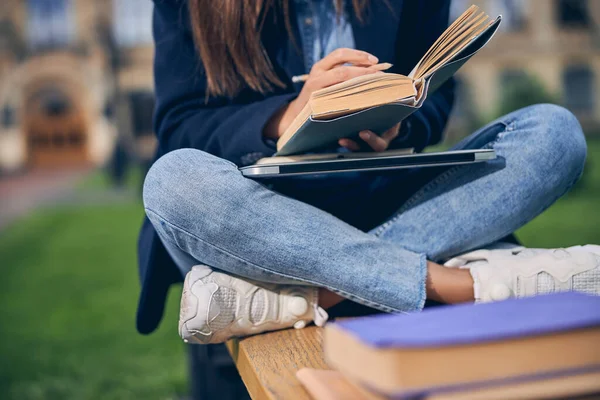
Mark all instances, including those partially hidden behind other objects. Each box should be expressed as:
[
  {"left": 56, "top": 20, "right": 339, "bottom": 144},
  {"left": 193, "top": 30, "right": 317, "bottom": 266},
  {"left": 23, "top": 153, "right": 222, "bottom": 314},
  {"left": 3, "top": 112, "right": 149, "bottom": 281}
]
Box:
[{"left": 187, "top": 0, "right": 369, "bottom": 98}]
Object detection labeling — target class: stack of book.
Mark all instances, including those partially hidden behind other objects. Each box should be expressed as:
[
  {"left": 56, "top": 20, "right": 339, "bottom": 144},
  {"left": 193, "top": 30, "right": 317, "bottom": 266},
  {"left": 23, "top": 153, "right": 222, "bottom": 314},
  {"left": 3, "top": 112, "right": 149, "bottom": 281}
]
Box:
[{"left": 298, "top": 292, "right": 600, "bottom": 400}]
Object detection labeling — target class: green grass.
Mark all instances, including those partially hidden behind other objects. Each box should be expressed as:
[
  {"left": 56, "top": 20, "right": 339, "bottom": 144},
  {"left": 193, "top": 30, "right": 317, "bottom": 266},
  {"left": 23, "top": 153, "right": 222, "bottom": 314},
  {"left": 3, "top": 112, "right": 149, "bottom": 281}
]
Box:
[
  {"left": 0, "top": 204, "right": 186, "bottom": 400},
  {"left": 0, "top": 141, "right": 598, "bottom": 400},
  {"left": 76, "top": 167, "right": 144, "bottom": 193},
  {"left": 516, "top": 143, "right": 600, "bottom": 246}
]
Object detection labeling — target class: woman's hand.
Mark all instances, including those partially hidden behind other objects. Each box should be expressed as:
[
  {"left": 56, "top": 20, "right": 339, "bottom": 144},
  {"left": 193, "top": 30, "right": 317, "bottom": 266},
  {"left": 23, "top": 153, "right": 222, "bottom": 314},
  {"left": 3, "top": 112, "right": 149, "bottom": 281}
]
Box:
[
  {"left": 338, "top": 123, "right": 401, "bottom": 152},
  {"left": 264, "top": 48, "right": 381, "bottom": 140}
]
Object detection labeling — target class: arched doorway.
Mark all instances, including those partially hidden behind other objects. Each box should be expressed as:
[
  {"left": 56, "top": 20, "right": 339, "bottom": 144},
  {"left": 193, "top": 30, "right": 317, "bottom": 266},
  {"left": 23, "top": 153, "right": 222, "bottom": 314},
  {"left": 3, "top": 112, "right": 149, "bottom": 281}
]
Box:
[{"left": 23, "top": 84, "right": 89, "bottom": 168}]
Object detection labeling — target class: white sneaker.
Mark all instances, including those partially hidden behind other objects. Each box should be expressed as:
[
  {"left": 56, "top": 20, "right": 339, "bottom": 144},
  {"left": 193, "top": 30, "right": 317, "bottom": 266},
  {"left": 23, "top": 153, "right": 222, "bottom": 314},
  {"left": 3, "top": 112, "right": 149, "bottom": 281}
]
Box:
[
  {"left": 179, "top": 265, "right": 329, "bottom": 344},
  {"left": 444, "top": 245, "right": 600, "bottom": 302}
]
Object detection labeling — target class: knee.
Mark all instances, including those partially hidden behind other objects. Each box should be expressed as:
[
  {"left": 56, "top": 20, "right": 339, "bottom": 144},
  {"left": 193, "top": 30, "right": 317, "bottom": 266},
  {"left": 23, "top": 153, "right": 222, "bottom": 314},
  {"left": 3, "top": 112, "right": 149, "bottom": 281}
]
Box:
[
  {"left": 143, "top": 149, "right": 239, "bottom": 224},
  {"left": 526, "top": 104, "right": 587, "bottom": 186}
]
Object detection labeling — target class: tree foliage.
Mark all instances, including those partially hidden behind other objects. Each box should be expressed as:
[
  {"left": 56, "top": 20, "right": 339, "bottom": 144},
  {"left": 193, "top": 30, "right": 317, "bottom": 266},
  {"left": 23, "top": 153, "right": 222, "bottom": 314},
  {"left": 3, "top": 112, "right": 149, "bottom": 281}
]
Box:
[{"left": 496, "top": 73, "right": 558, "bottom": 118}]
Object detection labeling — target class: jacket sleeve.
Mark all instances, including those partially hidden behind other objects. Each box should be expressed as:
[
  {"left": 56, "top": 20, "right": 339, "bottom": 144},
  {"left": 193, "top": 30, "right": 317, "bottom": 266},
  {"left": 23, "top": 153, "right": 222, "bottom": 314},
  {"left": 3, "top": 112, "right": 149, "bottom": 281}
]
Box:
[
  {"left": 151, "top": 0, "right": 296, "bottom": 166},
  {"left": 391, "top": 0, "right": 455, "bottom": 151}
]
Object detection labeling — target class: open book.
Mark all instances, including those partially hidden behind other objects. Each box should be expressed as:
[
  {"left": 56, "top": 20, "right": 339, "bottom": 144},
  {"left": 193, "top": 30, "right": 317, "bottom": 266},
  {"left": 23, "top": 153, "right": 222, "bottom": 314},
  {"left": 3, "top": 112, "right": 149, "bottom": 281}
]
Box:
[{"left": 275, "top": 6, "right": 502, "bottom": 156}]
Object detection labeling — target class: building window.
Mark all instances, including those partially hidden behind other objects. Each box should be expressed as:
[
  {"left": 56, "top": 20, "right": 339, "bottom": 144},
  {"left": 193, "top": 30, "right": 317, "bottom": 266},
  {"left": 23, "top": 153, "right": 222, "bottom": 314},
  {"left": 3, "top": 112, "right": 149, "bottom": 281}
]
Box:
[
  {"left": 2, "top": 106, "right": 16, "bottom": 128},
  {"left": 103, "top": 103, "right": 114, "bottom": 119},
  {"left": 27, "top": 0, "right": 74, "bottom": 49},
  {"left": 563, "top": 65, "right": 595, "bottom": 113},
  {"left": 128, "top": 91, "right": 155, "bottom": 137},
  {"left": 558, "top": 0, "right": 590, "bottom": 28},
  {"left": 113, "top": 0, "right": 154, "bottom": 47},
  {"left": 486, "top": 0, "right": 528, "bottom": 31},
  {"left": 32, "top": 87, "right": 72, "bottom": 117}
]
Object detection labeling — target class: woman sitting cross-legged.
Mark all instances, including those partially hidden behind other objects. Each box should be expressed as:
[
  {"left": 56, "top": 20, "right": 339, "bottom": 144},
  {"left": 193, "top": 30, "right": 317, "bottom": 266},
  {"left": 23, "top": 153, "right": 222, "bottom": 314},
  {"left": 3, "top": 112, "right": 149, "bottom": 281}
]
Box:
[{"left": 137, "top": 0, "right": 600, "bottom": 343}]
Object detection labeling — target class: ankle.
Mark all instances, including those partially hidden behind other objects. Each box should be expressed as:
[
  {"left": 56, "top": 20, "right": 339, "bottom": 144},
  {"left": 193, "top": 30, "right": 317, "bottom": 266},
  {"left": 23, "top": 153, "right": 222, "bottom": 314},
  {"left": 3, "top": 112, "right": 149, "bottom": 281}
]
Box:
[
  {"left": 318, "top": 288, "right": 345, "bottom": 309},
  {"left": 426, "top": 262, "right": 475, "bottom": 304}
]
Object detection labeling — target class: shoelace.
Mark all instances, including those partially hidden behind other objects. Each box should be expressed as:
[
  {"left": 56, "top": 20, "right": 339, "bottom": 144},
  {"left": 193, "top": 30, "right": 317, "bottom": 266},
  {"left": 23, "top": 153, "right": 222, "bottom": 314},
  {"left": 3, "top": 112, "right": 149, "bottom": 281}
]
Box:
[
  {"left": 290, "top": 287, "right": 329, "bottom": 329},
  {"left": 313, "top": 305, "right": 329, "bottom": 327}
]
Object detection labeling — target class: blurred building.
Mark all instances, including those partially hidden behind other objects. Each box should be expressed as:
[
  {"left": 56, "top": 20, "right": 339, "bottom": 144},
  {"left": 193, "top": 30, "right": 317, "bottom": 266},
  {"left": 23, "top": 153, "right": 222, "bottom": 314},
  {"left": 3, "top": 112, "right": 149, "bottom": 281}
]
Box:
[
  {"left": 0, "top": 0, "right": 155, "bottom": 173},
  {"left": 2, "top": 1, "right": 600, "bottom": 174},
  {"left": 449, "top": 0, "right": 600, "bottom": 136}
]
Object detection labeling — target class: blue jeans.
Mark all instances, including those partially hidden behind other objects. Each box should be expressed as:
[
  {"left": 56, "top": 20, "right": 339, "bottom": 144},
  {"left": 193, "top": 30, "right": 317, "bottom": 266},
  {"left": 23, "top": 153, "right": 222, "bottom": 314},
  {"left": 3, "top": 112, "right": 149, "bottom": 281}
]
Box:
[{"left": 143, "top": 104, "right": 587, "bottom": 313}]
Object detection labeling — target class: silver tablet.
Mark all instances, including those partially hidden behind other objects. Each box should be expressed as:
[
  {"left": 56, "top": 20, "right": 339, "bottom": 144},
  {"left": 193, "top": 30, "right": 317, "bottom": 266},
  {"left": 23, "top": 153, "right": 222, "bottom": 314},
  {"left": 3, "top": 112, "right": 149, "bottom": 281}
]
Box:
[{"left": 240, "top": 149, "right": 496, "bottom": 178}]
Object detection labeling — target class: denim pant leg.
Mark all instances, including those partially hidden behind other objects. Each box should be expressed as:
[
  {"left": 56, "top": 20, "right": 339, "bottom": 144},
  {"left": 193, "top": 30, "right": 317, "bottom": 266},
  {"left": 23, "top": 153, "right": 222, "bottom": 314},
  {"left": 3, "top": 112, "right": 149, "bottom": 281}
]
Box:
[
  {"left": 371, "top": 104, "right": 587, "bottom": 261},
  {"left": 143, "top": 149, "right": 427, "bottom": 313}
]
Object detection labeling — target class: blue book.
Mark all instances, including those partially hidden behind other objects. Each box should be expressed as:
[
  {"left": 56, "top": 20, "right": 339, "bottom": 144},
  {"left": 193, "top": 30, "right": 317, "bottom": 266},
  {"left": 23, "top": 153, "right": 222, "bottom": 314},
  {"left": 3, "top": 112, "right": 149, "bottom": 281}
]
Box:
[{"left": 324, "top": 292, "right": 600, "bottom": 399}]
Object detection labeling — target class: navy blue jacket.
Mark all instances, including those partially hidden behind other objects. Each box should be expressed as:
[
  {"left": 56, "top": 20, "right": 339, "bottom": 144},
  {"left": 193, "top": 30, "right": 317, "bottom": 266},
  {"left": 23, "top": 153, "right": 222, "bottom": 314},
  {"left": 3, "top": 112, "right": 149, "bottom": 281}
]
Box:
[{"left": 137, "top": 0, "right": 455, "bottom": 334}]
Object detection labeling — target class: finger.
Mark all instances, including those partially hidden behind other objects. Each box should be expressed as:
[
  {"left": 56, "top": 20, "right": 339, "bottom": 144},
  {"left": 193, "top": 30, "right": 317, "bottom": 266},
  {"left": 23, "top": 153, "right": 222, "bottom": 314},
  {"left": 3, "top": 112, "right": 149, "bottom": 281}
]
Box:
[
  {"left": 309, "top": 66, "right": 382, "bottom": 91},
  {"left": 338, "top": 138, "right": 361, "bottom": 151},
  {"left": 313, "top": 48, "right": 378, "bottom": 72},
  {"left": 381, "top": 123, "right": 401, "bottom": 142},
  {"left": 359, "top": 130, "right": 388, "bottom": 152}
]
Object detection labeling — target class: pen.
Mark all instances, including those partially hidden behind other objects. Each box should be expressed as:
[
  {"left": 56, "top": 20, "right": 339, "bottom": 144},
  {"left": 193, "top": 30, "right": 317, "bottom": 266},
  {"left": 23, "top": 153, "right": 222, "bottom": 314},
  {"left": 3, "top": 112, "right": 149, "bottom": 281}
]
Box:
[{"left": 291, "top": 62, "right": 393, "bottom": 83}]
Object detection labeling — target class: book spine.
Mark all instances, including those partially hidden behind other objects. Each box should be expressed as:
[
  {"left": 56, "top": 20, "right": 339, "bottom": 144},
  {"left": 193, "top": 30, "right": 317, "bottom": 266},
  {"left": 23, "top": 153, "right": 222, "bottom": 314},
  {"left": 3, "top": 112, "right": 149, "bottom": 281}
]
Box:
[{"left": 375, "top": 364, "right": 600, "bottom": 400}]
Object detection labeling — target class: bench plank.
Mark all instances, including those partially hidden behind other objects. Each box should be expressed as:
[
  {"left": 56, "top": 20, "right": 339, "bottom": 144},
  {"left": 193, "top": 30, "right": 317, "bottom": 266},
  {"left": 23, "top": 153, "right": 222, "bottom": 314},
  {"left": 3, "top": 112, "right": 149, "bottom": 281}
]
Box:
[{"left": 227, "top": 326, "right": 328, "bottom": 400}]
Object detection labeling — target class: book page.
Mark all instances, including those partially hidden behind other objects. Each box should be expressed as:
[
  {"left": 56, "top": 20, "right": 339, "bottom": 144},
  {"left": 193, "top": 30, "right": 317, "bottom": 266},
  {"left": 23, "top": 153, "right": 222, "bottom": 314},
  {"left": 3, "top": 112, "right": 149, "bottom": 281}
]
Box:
[
  {"left": 409, "top": 5, "right": 478, "bottom": 78},
  {"left": 411, "top": 5, "right": 494, "bottom": 79},
  {"left": 422, "top": 19, "right": 495, "bottom": 79},
  {"left": 417, "top": 12, "right": 487, "bottom": 75},
  {"left": 311, "top": 83, "right": 418, "bottom": 119},
  {"left": 312, "top": 74, "right": 410, "bottom": 98}
]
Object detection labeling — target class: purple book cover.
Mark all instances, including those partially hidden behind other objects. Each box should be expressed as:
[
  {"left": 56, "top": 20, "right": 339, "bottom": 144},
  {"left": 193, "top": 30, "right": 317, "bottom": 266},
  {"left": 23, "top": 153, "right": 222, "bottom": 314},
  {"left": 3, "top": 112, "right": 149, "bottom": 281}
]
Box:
[{"left": 334, "top": 292, "right": 600, "bottom": 349}]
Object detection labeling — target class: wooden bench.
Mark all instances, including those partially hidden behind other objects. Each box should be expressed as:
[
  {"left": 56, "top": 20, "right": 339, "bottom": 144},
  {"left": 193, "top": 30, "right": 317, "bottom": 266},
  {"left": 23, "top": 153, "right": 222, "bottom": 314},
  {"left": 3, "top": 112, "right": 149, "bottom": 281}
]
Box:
[{"left": 226, "top": 326, "right": 327, "bottom": 400}]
